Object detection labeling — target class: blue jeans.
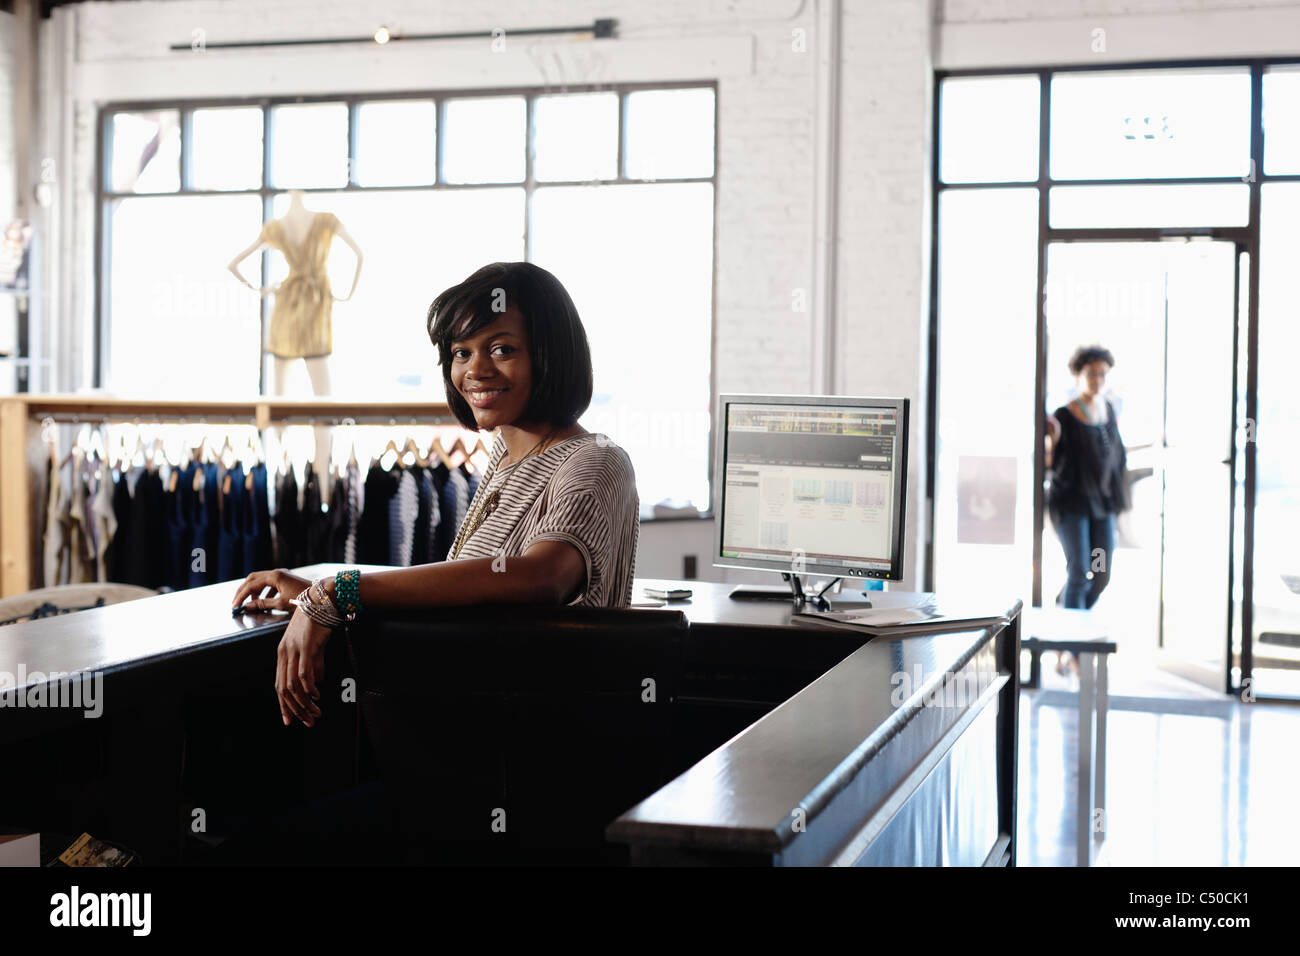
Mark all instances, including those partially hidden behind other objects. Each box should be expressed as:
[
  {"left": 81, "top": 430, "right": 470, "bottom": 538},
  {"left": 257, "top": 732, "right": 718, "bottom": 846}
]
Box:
[{"left": 1052, "top": 510, "right": 1115, "bottom": 609}]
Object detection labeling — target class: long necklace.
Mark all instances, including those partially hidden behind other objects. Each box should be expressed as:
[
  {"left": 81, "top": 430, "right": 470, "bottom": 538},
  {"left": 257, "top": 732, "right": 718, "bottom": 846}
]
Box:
[{"left": 449, "top": 428, "right": 558, "bottom": 559}]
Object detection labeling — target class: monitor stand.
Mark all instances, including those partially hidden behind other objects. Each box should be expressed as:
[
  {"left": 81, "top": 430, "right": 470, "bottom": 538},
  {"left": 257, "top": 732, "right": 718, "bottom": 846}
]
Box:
[{"left": 729, "top": 573, "right": 857, "bottom": 612}]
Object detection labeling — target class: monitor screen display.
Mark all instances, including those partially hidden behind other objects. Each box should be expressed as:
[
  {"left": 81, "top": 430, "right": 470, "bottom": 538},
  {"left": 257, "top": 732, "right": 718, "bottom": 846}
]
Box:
[{"left": 716, "top": 397, "right": 907, "bottom": 578}]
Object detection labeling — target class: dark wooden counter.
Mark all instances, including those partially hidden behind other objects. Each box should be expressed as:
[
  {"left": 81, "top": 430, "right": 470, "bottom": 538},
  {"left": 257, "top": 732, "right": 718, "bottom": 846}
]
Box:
[
  {"left": 0, "top": 569, "right": 1020, "bottom": 866},
  {"left": 615, "top": 579, "right": 1022, "bottom": 866}
]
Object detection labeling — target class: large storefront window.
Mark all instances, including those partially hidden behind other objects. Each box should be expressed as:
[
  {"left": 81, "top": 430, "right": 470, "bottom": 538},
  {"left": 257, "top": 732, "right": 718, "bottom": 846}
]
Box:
[{"left": 100, "top": 86, "right": 717, "bottom": 516}]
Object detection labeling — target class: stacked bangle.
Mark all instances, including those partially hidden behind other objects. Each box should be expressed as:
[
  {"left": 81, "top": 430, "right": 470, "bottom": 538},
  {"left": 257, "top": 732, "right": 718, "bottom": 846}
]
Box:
[{"left": 290, "top": 569, "right": 364, "bottom": 629}]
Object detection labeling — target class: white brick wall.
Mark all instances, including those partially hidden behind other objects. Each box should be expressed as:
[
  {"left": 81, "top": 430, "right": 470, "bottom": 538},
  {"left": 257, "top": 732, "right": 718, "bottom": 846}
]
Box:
[{"left": 836, "top": 0, "right": 935, "bottom": 592}]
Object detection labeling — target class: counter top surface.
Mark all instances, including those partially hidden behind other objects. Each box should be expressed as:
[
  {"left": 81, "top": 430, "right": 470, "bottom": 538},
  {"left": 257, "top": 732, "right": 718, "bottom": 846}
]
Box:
[
  {"left": 0, "top": 564, "right": 387, "bottom": 688},
  {"left": 0, "top": 565, "right": 1017, "bottom": 690}
]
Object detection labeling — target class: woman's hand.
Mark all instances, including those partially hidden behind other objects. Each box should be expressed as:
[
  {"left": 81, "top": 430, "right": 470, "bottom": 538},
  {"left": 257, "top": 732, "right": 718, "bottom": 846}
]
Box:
[
  {"left": 1045, "top": 414, "right": 1061, "bottom": 445},
  {"left": 232, "top": 568, "right": 311, "bottom": 613},
  {"left": 276, "top": 609, "right": 332, "bottom": 727}
]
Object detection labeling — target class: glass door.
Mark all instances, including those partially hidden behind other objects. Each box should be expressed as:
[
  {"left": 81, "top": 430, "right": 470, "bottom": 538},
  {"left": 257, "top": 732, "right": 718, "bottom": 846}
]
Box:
[
  {"left": 1158, "top": 241, "right": 1237, "bottom": 689},
  {"left": 1042, "top": 239, "right": 1238, "bottom": 690}
]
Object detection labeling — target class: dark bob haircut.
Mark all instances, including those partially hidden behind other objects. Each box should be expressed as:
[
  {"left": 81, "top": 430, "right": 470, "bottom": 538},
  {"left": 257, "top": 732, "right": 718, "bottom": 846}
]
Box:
[
  {"left": 426, "top": 262, "right": 594, "bottom": 432},
  {"left": 1068, "top": 345, "right": 1115, "bottom": 376}
]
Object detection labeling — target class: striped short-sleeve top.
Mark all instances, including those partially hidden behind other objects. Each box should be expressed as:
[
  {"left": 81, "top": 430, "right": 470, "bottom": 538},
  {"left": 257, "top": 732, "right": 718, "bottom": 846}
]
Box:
[{"left": 448, "top": 431, "right": 640, "bottom": 608}]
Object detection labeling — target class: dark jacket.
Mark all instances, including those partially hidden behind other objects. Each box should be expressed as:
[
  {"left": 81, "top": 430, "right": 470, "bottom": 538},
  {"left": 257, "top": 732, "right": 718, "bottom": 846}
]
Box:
[{"left": 1048, "top": 399, "right": 1130, "bottom": 519}]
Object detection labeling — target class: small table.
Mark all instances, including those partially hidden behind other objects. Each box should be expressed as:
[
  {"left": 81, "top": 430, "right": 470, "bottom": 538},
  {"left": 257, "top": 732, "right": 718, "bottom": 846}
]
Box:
[{"left": 1021, "top": 607, "right": 1117, "bottom": 868}]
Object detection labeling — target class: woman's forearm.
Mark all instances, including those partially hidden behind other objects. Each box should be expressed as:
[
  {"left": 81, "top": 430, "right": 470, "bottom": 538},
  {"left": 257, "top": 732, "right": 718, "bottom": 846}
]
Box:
[{"left": 353, "top": 554, "right": 562, "bottom": 609}]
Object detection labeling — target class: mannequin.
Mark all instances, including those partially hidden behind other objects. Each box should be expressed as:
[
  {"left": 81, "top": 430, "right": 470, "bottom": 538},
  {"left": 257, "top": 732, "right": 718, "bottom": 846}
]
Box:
[{"left": 228, "top": 190, "right": 363, "bottom": 498}]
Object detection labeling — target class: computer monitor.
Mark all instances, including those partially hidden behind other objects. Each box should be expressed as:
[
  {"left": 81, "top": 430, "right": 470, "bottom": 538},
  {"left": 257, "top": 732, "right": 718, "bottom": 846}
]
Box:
[{"left": 713, "top": 394, "right": 909, "bottom": 607}]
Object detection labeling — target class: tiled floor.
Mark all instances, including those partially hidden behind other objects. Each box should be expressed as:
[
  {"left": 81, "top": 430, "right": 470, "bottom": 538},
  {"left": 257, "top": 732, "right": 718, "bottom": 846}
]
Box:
[
  {"left": 1032, "top": 646, "right": 1225, "bottom": 699},
  {"left": 1018, "top": 689, "right": 1300, "bottom": 866}
]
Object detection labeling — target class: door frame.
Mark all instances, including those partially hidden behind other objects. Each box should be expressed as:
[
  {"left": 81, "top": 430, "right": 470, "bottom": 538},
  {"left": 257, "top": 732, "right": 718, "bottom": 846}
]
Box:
[
  {"left": 1034, "top": 230, "right": 1252, "bottom": 696},
  {"left": 928, "top": 60, "right": 1287, "bottom": 696},
  {"left": 1036, "top": 237, "right": 1245, "bottom": 691}
]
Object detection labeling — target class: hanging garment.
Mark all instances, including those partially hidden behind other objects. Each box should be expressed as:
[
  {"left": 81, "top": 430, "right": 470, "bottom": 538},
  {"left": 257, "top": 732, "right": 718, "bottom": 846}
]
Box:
[
  {"left": 411, "top": 465, "right": 440, "bottom": 566},
  {"left": 356, "top": 463, "right": 400, "bottom": 565},
  {"left": 274, "top": 466, "right": 301, "bottom": 568},
  {"left": 164, "top": 461, "right": 197, "bottom": 592},
  {"left": 431, "top": 464, "right": 470, "bottom": 562},
  {"left": 429, "top": 463, "right": 451, "bottom": 562},
  {"left": 104, "top": 465, "right": 134, "bottom": 584},
  {"left": 43, "top": 455, "right": 72, "bottom": 587},
  {"left": 91, "top": 461, "right": 118, "bottom": 583},
  {"left": 387, "top": 467, "right": 418, "bottom": 567},
  {"left": 78, "top": 455, "right": 100, "bottom": 583},
  {"left": 449, "top": 465, "right": 470, "bottom": 525},
  {"left": 67, "top": 451, "right": 95, "bottom": 585},
  {"left": 326, "top": 473, "right": 349, "bottom": 562},
  {"left": 126, "top": 468, "right": 169, "bottom": 589},
  {"left": 260, "top": 212, "right": 342, "bottom": 359},
  {"left": 189, "top": 462, "right": 220, "bottom": 588},
  {"left": 343, "top": 459, "right": 364, "bottom": 563},
  {"left": 241, "top": 462, "right": 274, "bottom": 577},
  {"left": 301, "top": 462, "right": 329, "bottom": 565},
  {"left": 216, "top": 463, "right": 246, "bottom": 583},
  {"left": 466, "top": 466, "right": 481, "bottom": 503}
]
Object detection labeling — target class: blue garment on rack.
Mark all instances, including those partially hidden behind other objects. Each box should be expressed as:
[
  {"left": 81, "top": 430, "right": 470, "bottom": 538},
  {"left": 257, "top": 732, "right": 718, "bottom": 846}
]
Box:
[
  {"left": 164, "top": 461, "right": 197, "bottom": 591},
  {"left": 217, "top": 463, "right": 245, "bottom": 583},
  {"left": 241, "top": 463, "right": 273, "bottom": 576},
  {"left": 189, "top": 462, "right": 220, "bottom": 588},
  {"left": 387, "top": 468, "right": 418, "bottom": 567},
  {"left": 411, "top": 466, "right": 438, "bottom": 566},
  {"left": 431, "top": 463, "right": 470, "bottom": 561}
]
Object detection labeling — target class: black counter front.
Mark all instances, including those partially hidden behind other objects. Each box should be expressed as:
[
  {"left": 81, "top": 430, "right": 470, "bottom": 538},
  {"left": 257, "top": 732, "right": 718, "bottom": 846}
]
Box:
[{"left": 0, "top": 568, "right": 1020, "bottom": 866}]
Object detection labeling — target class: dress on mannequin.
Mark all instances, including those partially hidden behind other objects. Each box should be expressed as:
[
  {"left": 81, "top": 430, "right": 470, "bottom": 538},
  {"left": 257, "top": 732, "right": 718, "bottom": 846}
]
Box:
[
  {"left": 261, "top": 212, "right": 343, "bottom": 359},
  {"left": 228, "top": 195, "right": 363, "bottom": 505}
]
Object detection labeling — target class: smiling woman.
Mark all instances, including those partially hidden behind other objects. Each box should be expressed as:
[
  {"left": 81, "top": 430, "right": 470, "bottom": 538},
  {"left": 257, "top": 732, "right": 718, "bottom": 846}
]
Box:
[{"left": 230, "top": 261, "right": 640, "bottom": 727}]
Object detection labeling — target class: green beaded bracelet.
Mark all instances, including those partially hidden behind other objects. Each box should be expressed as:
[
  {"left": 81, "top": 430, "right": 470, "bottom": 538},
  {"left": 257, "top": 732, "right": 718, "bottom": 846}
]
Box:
[{"left": 334, "top": 568, "right": 363, "bottom": 621}]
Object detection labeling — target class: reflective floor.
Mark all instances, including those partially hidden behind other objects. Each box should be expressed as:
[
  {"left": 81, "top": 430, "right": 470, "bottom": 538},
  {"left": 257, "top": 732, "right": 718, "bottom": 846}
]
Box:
[{"left": 1018, "top": 690, "right": 1300, "bottom": 866}]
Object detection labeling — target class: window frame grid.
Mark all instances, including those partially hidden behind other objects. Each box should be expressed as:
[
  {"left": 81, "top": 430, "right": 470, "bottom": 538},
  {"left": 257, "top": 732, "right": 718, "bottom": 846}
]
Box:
[{"left": 94, "top": 81, "right": 718, "bottom": 393}]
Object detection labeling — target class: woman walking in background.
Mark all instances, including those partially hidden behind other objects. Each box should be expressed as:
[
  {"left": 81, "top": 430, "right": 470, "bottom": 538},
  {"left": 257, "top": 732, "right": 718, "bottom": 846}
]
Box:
[{"left": 1045, "top": 345, "right": 1131, "bottom": 615}]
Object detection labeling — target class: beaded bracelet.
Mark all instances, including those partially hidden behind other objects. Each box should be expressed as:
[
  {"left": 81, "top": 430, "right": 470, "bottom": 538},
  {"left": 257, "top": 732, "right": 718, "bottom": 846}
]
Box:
[{"left": 333, "top": 568, "right": 363, "bottom": 621}]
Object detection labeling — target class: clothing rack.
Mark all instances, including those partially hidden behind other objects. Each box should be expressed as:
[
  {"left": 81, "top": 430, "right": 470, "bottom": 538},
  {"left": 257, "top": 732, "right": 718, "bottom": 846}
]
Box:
[{"left": 0, "top": 395, "right": 467, "bottom": 597}]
